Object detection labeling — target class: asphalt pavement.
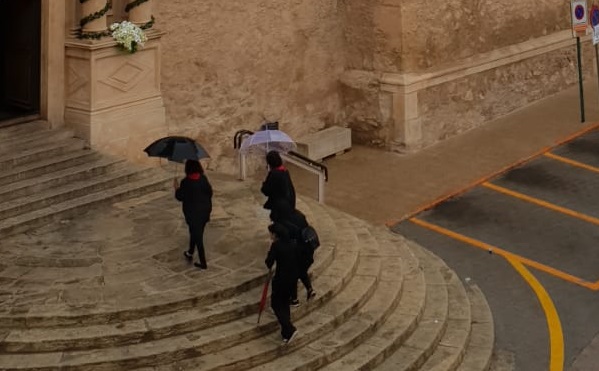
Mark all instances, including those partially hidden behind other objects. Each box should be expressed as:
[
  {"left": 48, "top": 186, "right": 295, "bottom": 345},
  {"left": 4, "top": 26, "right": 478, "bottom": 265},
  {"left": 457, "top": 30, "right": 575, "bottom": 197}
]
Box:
[{"left": 393, "top": 129, "right": 599, "bottom": 371}]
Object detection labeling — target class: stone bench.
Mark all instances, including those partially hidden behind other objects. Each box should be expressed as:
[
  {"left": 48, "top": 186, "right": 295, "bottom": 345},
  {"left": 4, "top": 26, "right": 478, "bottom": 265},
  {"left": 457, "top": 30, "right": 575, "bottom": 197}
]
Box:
[{"left": 295, "top": 126, "right": 352, "bottom": 161}]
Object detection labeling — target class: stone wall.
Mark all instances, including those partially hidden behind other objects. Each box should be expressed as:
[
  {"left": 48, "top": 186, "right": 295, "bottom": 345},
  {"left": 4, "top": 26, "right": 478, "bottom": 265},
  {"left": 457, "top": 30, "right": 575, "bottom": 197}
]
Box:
[
  {"left": 155, "top": 0, "right": 344, "bottom": 171},
  {"left": 417, "top": 42, "right": 596, "bottom": 147},
  {"left": 398, "top": 0, "right": 569, "bottom": 72},
  {"left": 340, "top": 0, "right": 591, "bottom": 151}
]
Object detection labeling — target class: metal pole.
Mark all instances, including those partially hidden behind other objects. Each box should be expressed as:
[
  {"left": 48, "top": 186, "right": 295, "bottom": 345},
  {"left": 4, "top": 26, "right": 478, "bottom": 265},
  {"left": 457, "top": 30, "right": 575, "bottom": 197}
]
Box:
[
  {"left": 577, "top": 36, "right": 586, "bottom": 123},
  {"left": 595, "top": 43, "right": 599, "bottom": 106}
]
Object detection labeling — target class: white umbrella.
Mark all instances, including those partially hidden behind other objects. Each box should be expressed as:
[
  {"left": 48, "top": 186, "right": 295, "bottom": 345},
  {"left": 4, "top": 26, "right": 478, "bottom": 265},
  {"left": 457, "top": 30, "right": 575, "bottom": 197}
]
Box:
[{"left": 239, "top": 129, "right": 296, "bottom": 154}]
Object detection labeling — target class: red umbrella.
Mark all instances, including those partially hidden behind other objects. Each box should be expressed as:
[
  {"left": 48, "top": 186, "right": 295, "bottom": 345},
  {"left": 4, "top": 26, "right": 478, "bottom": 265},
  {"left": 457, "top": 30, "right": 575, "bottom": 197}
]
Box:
[{"left": 257, "top": 269, "right": 273, "bottom": 324}]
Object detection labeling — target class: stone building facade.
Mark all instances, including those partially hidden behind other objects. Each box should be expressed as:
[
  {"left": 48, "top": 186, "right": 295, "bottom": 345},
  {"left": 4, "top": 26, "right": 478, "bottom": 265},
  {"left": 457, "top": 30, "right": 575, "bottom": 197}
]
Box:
[{"left": 0, "top": 0, "right": 591, "bottom": 170}]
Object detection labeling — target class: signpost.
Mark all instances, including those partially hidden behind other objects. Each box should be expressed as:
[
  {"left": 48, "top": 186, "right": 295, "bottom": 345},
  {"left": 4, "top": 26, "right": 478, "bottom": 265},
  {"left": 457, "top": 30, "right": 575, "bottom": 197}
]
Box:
[
  {"left": 591, "top": 5, "right": 599, "bottom": 107},
  {"left": 572, "top": 0, "right": 588, "bottom": 123}
]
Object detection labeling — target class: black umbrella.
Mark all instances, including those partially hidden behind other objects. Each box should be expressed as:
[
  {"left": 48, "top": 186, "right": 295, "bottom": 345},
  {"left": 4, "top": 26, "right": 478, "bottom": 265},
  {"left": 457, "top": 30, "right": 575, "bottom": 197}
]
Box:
[{"left": 144, "top": 136, "right": 210, "bottom": 163}]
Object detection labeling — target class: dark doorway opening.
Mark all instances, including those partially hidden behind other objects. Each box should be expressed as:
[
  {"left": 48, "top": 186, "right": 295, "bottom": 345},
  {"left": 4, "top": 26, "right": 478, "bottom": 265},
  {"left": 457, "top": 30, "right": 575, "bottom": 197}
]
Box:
[{"left": 0, "top": 0, "right": 41, "bottom": 123}]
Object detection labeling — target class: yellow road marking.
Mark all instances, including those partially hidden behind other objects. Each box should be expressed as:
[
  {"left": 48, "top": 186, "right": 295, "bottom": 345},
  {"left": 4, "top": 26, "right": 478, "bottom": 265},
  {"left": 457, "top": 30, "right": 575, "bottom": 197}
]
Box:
[
  {"left": 506, "top": 256, "right": 564, "bottom": 371},
  {"left": 482, "top": 182, "right": 599, "bottom": 227},
  {"left": 409, "top": 217, "right": 597, "bottom": 290},
  {"left": 544, "top": 152, "right": 599, "bottom": 175},
  {"left": 385, "top": 122, "right": 599, "bottom": 226}
]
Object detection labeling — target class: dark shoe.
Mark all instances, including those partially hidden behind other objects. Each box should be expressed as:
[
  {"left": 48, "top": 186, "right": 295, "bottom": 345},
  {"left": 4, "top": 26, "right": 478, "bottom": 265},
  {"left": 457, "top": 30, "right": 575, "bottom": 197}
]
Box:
[
  {"left": 184, "top": 251, "right": 193, "bottom": 261},
  {"left": 290, "top": 299, "right": 300, "bottom": 308},
  {"left": 307, "top": 289, "right": 316, "bottom": 301},
  {"left": 283, "top": 329, "right": 299, "bottom": 345},
  {"left": 194, "top": 262, "right": 208, "bottom": 269}
]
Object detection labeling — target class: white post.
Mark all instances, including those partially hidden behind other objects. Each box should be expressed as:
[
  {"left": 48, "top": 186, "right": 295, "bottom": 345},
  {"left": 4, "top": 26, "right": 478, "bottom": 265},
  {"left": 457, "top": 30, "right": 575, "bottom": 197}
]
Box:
[
  {"left": 239, "top": 152, "right": 247, "bottom": 180},
  {"left": 318, "top": 172, "right": 325, "bottom": 204}
]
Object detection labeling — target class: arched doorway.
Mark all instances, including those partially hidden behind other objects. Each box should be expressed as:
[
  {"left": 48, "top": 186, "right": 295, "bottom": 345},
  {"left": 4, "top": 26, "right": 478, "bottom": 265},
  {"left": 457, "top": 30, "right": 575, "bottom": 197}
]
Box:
[{"left": 0, "top": 0, "right": 41, "bottom": 124}]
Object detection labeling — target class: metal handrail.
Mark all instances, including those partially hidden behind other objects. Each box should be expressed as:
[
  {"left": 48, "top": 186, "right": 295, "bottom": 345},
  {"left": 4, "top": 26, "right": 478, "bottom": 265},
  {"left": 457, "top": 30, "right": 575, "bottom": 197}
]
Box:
[
  {"left": 233, "top": 129, "right": 254, "bottom": 149},
  {"left": 288, "top": 150, "right": 328, "bottom": 182},
  {"left": 233, "top": 128, "right": 329, "bottom": 203}
]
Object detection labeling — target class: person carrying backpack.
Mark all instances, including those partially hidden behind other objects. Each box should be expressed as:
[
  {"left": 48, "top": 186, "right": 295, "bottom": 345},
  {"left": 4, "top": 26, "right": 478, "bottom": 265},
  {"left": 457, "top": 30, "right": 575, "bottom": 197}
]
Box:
[
  {"left": 265, "top": 222, "right": 300, "bottom": 345},
  {"left": 270, "top": 199, "right": 317, "bottom": 307}
]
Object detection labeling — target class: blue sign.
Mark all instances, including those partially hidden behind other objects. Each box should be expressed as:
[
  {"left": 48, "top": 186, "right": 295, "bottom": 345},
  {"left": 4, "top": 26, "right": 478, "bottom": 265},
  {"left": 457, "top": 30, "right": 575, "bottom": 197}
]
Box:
[
  {"left": 576, "top": 4, "right": 586, "bottom": 20},
  {"left": 591, "top": 5, "right": 599, "bottom": 27}
]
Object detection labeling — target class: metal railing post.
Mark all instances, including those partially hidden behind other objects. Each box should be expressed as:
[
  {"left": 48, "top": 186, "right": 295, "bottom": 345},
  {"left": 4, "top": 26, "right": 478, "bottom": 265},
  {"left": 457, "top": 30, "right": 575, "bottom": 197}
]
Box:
[{"left": 318, "top": 171, "right": 325, "bottom": 204}]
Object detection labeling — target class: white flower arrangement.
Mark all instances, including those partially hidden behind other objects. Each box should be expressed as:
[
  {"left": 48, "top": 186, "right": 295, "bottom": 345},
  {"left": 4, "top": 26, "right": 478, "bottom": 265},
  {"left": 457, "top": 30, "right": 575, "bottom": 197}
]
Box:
[{"left": 109, "top": 21, "right": 147, "bottom": 53}]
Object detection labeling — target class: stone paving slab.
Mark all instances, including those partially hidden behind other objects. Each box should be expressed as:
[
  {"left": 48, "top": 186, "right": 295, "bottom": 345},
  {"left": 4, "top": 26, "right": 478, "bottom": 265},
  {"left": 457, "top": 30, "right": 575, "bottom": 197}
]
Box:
[{"left": 0, "top": 173, "right": 275, "bottom": 325}]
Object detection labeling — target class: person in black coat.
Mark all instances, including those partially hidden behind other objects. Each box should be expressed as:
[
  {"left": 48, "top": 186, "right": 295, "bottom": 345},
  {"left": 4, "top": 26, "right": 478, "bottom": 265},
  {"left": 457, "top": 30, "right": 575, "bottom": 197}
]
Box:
[
  {"left": 270, "top": 200, "right": 316, "bottom": 307},
  {"left": 265, "top": 222, "right": 300, "bottom": 344},
  {"left": 261, "top": 150, "right": 296, "bottom": 210},
  {"left": 175, "top": 160, "right": 213, "bottom": 269}
]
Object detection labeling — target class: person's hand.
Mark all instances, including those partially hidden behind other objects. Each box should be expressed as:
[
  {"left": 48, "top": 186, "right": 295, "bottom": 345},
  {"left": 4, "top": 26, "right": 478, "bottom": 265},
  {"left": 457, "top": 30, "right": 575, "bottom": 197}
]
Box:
[{"left": 173, "top": 178, "right": 179, "bottom": 189}]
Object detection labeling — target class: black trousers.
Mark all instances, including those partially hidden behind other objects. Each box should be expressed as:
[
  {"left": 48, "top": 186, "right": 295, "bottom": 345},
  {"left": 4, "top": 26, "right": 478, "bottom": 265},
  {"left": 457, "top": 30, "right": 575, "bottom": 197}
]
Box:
[
  {"left": 187, "top": 220, "right": 208, "bottom": 265},
  {"left": 291, "top": 268, "right": 312, "bottom": 301},
  {"left": 271, "top": 280, "right": 296, "bottom": 339}
]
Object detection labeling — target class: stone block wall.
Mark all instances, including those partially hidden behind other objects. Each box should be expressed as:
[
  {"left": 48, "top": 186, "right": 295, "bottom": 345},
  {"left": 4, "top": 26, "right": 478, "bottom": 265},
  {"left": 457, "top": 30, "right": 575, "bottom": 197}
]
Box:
[
  {"left": 397, "top": 0, "right": 569, "bottom": 72},
  {"left": 155, "top": 0, "right": 344, "bottom": 171},
  {"left": 340, "top": 0, "right": 594, "bottom": 151}
]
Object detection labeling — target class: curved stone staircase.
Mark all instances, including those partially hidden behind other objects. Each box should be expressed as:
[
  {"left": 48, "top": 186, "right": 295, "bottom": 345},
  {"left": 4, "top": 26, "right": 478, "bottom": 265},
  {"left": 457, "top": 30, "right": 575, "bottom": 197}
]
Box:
[
  {"left": 0, "top": 121, "right": 172, "bottom": 237},
  {"left": 0, "top": 160, "right": 495, "bottom": 370}
]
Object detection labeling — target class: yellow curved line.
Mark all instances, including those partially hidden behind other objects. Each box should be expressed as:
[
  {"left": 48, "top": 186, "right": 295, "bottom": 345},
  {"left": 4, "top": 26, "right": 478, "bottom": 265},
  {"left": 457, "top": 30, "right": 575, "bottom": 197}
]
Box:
[
  {"left": 409, "top": 217, "right": 596, "bottom": 290},
  {"left": 505, "top": 256, "right": 564, "bottom": 371}
]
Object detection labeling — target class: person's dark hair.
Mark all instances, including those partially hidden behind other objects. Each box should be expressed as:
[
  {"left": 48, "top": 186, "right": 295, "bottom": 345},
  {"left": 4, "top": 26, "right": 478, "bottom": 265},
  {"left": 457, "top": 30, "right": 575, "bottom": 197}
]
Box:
[
  {"left": 185, "top": 160, "right": 204, "bottom": 175},
  {"left": 268, "top": 222, "right": 290, "bottom": 241},
  {"left": 266, "top": 150, "right": 283, "bottom": 169}
]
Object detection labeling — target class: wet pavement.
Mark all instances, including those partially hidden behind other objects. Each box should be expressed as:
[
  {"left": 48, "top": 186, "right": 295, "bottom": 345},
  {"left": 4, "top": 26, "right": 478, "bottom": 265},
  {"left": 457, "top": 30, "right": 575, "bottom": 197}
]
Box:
[
  {"left": 289, "top": 83, "right": 599, "bottom": 370},
  {"left": 393, "top": 128, "right": 599, "bottom": 371},
  {"left": 0, "top": 173, "right": 272, "bottom": 321}
]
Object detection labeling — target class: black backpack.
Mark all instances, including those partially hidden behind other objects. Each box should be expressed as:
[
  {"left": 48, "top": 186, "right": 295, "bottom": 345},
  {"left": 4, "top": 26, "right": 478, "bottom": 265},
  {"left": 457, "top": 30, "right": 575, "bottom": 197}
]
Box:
[{"left": 301, "top": 225, "right": 320, "bottom": 251}]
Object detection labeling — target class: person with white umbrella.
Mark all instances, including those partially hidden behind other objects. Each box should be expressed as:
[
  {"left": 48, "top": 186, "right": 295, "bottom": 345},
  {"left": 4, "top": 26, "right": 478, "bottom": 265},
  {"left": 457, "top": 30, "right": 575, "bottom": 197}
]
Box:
[{"left": 261, "top": 150, "right": 296, "bottom": 210}]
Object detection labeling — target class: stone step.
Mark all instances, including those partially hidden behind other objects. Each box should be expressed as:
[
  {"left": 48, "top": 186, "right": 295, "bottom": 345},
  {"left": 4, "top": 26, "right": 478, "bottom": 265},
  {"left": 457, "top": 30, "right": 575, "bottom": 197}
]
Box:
[
  {"left": 0, "top": 138, "right": 86, "bottom": 171},
  {"left": 0, "top": 150, "right": 100, "bottom": 187},
  {"left": 248, "top": 222, "right": 409, "bottom": 370},
  {"left": 417, "top": 270, "right": 471, "bottom": 370},
  {"left": 0, "top": 120, "right": 48, "bottom": 137},
  {"left": 150, "top": 262, "right": 378, "bottom": 371},
  {"left": 318, "top": 236, "right": 446, "bottom": 371},
  {"left": 455, "top": 284, "right": 494, "bottom": 371},
  {"left": 0, "top": 233, "right": 351, "bottom": 353},
  {"left": 0, "top": 155, "right": 125, "bottom": 203},
  {"left": 0, "top": 237, "right": 365, "bottom": 370},
  {"left": 0, "top": 193, "right": 340, "bottom": 329},
  {"left": 0, "top": 165, "right": 146, "bottom": 220},
  {"left": 0, "top": 170, "right": 172, "bottom": 237},
  {"left": 0, "top": 127, "right": 75, "bottom": 155}
]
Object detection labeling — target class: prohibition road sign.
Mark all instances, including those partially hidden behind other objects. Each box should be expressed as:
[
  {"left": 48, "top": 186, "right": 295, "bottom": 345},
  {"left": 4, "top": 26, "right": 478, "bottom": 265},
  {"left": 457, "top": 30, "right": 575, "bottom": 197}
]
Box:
[
  {"left": 591, "top": 5, "right": 599, "bottom": 27},
  {"left": 572, "top": 0, "right": 588, "bottom": 33}
]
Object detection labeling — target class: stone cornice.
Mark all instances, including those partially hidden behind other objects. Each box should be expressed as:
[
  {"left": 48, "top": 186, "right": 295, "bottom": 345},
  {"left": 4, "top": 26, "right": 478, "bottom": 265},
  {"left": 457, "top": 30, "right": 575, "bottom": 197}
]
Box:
[{"left": 379, "top": 30, "right": 587, "bottom": 93}]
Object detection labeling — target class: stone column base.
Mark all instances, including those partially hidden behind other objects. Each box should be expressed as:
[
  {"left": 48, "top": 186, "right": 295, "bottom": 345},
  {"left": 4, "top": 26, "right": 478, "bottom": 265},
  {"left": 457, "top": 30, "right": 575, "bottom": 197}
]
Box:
[
  {"left": 64, "top": 30, "right": 167, "bottom": 165},
  {"left": 65, "top": 97, "right": 167, "bottom": 164}
]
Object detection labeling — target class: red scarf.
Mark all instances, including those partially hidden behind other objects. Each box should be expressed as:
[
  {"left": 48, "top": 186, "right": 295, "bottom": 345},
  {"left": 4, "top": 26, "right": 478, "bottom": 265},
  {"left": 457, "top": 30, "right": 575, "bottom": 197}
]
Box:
[
  {"left": 275, "top": 166, "right": 286, "bottom": 171},
  {"left": 187, "top": 173, "right": 200, "bottom": 180}
]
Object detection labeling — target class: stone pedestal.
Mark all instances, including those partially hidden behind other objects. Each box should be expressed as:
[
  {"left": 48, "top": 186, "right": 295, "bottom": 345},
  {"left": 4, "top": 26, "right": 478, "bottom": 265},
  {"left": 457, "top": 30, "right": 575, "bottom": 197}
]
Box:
[
  {"left": 80, "top": 0, "right": 108, "bottom": 33},
  {"left": 127, "top": 0, "right": 152, "bottom": 26},
  {"left": 64, "top": 30, "right": 168, "bottom": 165}
]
